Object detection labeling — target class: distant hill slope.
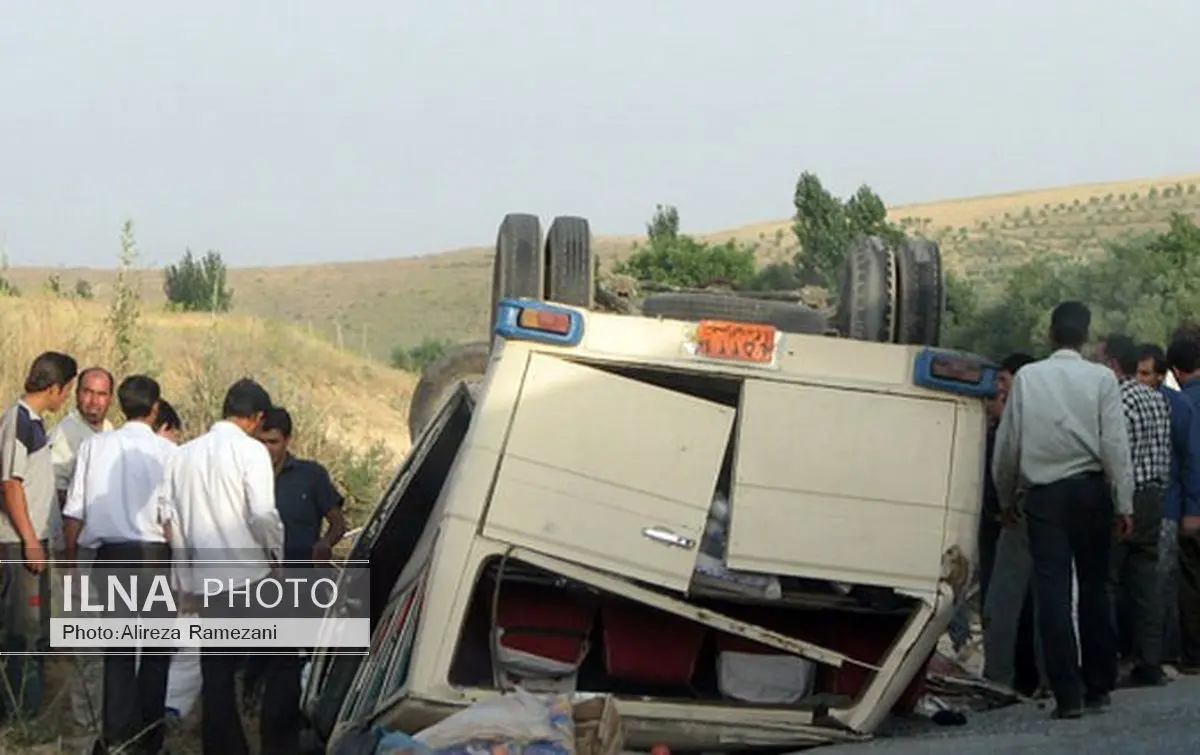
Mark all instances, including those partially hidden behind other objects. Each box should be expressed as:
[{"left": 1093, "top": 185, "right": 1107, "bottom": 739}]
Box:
[
  {"left": 8, "top": 172, "right": 1200, "bottom": 359},
  {"left": 0, "top": 296, "right": 415, "bottom": 461}
]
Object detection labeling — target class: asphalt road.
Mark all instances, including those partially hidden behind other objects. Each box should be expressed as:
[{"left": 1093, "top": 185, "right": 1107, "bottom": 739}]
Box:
[{"left": 818, "top": 677, "right": 1200, "bottom": 754}]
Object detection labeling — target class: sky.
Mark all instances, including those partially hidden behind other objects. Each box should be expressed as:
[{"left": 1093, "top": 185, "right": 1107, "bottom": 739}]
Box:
[{"left": 2, "top": 1, "right": 1199, "bottom": 269}]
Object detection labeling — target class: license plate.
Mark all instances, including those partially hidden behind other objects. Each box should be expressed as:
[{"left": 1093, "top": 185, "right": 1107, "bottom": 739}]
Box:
[{"left": 689, "top": 320, "right": 779, "bottom": 365}]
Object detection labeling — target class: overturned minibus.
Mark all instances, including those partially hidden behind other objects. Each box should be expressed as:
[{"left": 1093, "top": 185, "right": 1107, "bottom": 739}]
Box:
[{"left": 302, "top": 283, "right": 997, "bottom": 751}]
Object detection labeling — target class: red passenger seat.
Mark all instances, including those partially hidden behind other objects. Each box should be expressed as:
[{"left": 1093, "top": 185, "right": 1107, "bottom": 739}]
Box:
[
  {"left": 492, "top": 581, "right": 597, "bottom": 692},
  {"left": 601, "top": 600, "right": 706, "bottom": 686}
]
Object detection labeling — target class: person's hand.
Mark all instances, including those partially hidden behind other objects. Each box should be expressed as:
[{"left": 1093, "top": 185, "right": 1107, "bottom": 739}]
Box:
[
  {"left": 1182, "top": 515, "right": 1200, "bottom": 537},
  {"left": 312, "top": 539, "right": 333, "bottom": 565},
  {"left": 22, "top": 538, "right": 47, "bottom": 574},
  {"left": 1114, "top": 514, "right": 1134, "bottom": 541}
]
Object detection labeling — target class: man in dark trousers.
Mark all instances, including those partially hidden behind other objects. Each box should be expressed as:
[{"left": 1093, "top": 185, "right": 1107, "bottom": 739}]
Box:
[
  {"left": 246, "top": 406, "right": 346, "bottom": 754},
  {"left": 993, "top": 301, "right": 1134, "bottom": 719},
  {"left": 1097, "top": 335, "right": 1173, "bottom": 687},
  {"left": 63, "top": 375, "right": 178, "bottom": 754},
  {"left": 980, "top": 352, "right": 1046, "bottom": 697},
  {"left": 1166, "top": 335, "right": 1200, "bottom": 674}
]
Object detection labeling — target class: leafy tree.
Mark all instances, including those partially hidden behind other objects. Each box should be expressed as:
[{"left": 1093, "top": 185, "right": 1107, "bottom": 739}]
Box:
[
  {"left": 74, "top": 278, "right": 94, "bottom": 300},
  {"left": 791, "top": 171, "right": 904, "bottom": 289},
  {"left": 614, "top": 204, "right": 758, "bottom": 288},
  {"left": 163, "top": 250, "right": 233, "bottom": 312},
  {"left": 945, "top": 212, "right": 1200, "bottom": 359}
]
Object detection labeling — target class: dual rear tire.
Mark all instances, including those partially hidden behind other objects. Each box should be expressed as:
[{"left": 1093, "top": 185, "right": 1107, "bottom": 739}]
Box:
[{"left": 410, "top": 214, "right": 596, "bottom": 440}]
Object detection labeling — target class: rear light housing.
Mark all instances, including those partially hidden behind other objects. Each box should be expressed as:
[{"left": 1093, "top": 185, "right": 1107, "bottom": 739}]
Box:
[
  {"left": 494, "top": 298, "right": 585, "bottom": 347},
  {"left": 912, "top": 348, "right": 1000, "bottom": 398}
]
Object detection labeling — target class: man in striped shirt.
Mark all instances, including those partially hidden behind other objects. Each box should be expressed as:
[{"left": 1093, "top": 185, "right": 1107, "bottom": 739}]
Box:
[{"left": 1098, "top": 334, "right": 1173, "bottom": 687}]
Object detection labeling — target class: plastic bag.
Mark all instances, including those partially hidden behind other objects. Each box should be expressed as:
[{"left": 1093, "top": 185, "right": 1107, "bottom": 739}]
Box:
[
  {"left": 414, "top": 690, "right": 575, "bottom": 753},
  {"left": 377, "top": 729, "right": 436, "bottom": 755}
]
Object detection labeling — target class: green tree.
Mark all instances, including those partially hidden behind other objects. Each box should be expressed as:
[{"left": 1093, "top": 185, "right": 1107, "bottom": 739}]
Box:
[
  {"left": 791, "top": 172, "right": 904, "bottom": 289},
  {"left": 163, "top": 250, "right": 233, "bottom": 312},
  {"left": 614, "top": 204, "right": 758, "bottom": 288}
]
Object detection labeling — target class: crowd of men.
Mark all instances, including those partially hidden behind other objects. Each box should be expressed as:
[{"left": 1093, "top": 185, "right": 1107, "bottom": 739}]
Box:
[
  {"left": 973, "top": 301, "right": 1200, "bottom": 719},
  {"left": 0, "top": 352, "right": 347, "bottom": 755}
]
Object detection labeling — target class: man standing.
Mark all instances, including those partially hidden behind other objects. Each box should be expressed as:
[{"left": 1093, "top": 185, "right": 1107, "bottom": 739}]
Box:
[
  {"left": 247, "top": 406, "right": 346, "bottom": 753},
  {"left": 1166, "top": 336, "right": 1200, "bottom": 674},
  {"left": 160, "top": 378, "right": 282, "bottom": 755},
  {"left": 1141, "top": 340, "right": 1200, "bottom": 673},
  {"left": 981, "top": 352, "right": 1047, "bottom": 697},
  {"left": 49, "top": 367, "right": 115, "bottom": 755},
  {"left": 0, "top": 351, "right": 78, "bottom": 723},
  {"left": 1097, "top": 335, "right": 1173, "bottom": 687},
  {"left": 50, "top": 366, "right": 114, "bottom": 513},
  {"left": 993, "top": 301, "right": 1134, "bottom": 719},
  {"left": 62, "top": 375, "right": 177, "bottom": 754}
]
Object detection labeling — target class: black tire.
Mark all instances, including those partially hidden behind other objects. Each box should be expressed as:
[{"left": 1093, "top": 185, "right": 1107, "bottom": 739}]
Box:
[
  {"left": 894, "top": 237, "right": 944, "bottom": 346},
  {"left": 407, "top": 341, "right": 491, "bottom": 441},
  {"left": 491, "top": 214, "right": 543, "bottom": 333},
  {"left": 545, "top": 216, "right": 594, "bottom": 309},
  {"left": 640, "top": 292, "right": 828, "bottom": 334},
  {"left": 835, "top": 236, "right": 897, "bottom": 343}
]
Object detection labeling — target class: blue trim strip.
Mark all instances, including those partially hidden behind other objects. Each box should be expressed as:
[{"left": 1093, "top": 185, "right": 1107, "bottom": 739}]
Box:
[
  {"left": 912, "top": 348, "right": 1000, "bottom": 398},
  {"left": 493, "top": 297, "right": 585, "bottom": 347}
]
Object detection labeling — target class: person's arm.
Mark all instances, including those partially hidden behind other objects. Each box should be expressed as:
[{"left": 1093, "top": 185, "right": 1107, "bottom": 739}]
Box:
[
  {"left": 312, "top": 465, "right": 347, "bottom": 562},
  {"left": 61, "top": 437, "right": 90, "bottom": 564},
  {"left": 991, "top": 374, "right": 1023, "bottom": 516},
  {"left": 1181, "top": 403, "right": 1200, "bottom": 532},
  {"left": 0, "top": 411, "right": 45, "bottom": 573},
  {"left": 49, "top": 424, "right": 74, "bottom": 506},
  {"left": 243, "top": 443, "right": 283, "bottom": 564},
  {"left": 1098, "top": 374, "right": 1135, "bottom": 517}
]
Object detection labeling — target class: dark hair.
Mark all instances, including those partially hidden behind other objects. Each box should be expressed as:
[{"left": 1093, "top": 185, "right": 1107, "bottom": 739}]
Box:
[
  {"left": 24, "top": 351, "right": 79, "bottom": 393},
  {"left": 1168, "top": 338, "right": 1200, "bottom": 375},
  {"left": 1138, "top": 343, "right": 1167, "bottom": 376},
  {"left": 221, "top": 378, "right": 272, "bottom": 420},
  {"left": 117, "top": 375, "right": 161, "bottom": 421},
  {"left": 261, "top": 406, "right": 293, "bottom": 438},
  {"left": 1172, "top": 322, "right": 1200, "bottom": 346},
  {"left": 1049, "top": 301, "right": 1091, "bottom": 349},
  {"left": 1001, "top": 352, "right": 1037, "bottom": 375},
  {"left": 78, "top": 366, "right": 114, "bottom": 393},
  {"left": 154, "top": 399, "right": 182, "bottom": 432},
  {"left": 1102, "top": 334, "right": 1139, "bottom": 377}
]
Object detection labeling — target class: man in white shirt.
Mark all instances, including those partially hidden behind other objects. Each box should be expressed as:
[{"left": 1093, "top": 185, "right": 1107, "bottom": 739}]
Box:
[
  {"left": 50, "top": 366, "right": 114, "bottom": 511},
  {"left": 48, "top": 366, "right": 115, "bottom": 735},
  {"left": 63, "top": 375, "right": 177, "bottom": 755},
  {"left": 160, "top": 378, "right": 282, "bottom": 755},
  {"left": 993, "top": 301, "right": 1135, "bottom": 720}
]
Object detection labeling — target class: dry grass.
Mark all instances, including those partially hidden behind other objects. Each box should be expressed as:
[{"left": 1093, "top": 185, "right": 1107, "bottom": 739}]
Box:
[{"left": 8, "top": 173, "right": 1200, "bottom": 354}]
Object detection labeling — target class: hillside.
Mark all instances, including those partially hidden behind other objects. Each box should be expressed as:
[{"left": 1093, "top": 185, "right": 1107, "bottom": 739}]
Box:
[
  {"left": 0, "top": 296, "right": 414, "bottom": 515},
  {"left": 7, "top": 172, "right": 1200, "bottom": 360}
]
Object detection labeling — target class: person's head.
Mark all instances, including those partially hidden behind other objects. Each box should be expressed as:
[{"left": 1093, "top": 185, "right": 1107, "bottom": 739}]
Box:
[
  {"left": 257, "top": 406, "right": 293, "bottom": 469},
  {"left": 989, "top": 352, "right": 1037, "bottom": 419},
  {"left": 1167, "top": 337, "right": 1200, "bottom": 386},
  {"left": 221, "top": 378, "right": 273, "bottom": 434},
  {"left": 153, "top": 399, "right": 183, "bottom": 444},
  {"left": 1136, "top": 343, "right": 1167, "bottom": 389},
  {"left": 1048, "top": 301, "right": 1091, "bottom": 350},
  {"left": 75, "top": 366, "right": 114, "bottom": 428},
  {"left": 23, "top": 351, "right": 79, "bottom": 413},
  {"left": 1097, "top": 334, "right": 1139, "bottom": 380},
  {"left": 116, "top": 374, "right": 161, "bottom": 425}
]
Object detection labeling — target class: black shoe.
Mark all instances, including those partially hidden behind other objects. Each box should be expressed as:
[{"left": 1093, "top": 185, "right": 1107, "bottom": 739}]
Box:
[
  {"left": 1051, "top": 705, "right": 1084, "bottom": 720},
  {"left": 1084, "top": 693, "right": 1111, "bottom": 713},
  {"left": 1128, "top": 666, "right": 1167, "bottom": 687}
]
